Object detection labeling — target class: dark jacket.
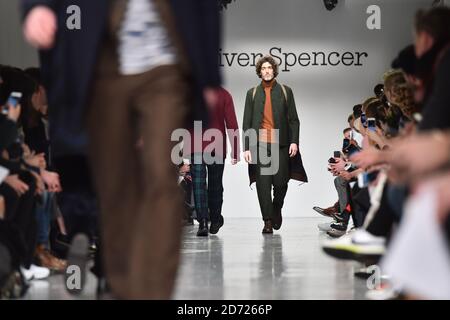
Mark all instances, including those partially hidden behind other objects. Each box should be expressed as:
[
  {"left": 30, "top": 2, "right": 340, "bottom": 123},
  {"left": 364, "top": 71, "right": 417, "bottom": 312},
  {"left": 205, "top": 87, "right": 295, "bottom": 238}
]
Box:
[
  {"left": 243, "top": 81, "right": 299, "bottom": 151},
  {"left": 242, "top": 80, "right": 308, "bottom": 185},
  {"left": 21, "top": 0, "right": 221, "bottom": 157},
  {"left": 419, "top": 46, "right": 450, "bottom": 132}
]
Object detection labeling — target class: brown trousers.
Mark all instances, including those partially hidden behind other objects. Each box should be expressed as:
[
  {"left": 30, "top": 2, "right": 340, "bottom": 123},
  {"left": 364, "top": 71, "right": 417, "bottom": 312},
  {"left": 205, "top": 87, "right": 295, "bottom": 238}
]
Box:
[{"left": 86, "top": 40, "right": 187, "bottom": 298}]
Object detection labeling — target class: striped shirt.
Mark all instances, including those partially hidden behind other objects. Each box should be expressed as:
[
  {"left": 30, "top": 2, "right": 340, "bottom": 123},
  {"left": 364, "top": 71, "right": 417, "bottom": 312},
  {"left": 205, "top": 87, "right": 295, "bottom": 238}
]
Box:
[{"left": 118, "top": 0, "right": 176, "bottom": 75}]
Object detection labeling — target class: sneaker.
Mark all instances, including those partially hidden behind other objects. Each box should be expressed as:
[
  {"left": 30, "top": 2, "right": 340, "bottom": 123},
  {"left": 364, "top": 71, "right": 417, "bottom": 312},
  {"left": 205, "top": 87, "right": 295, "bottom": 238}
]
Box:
[
  {"left": 20, "top": 264, "right": 50, "bottom": 281},
  {"left": 318, "top": 222, "right": 333, "bottom": 232},
  {"left": 365, "top": 283, "right": 402, "bottom": 300},
  {"left": 65, "top": 233, "right": 90, "bottom": 295},
  {"left": 326, "top": 228, "right": 347, "bottom": 238},
  {"left": 332, "top": 211, "right": 348, "bottom": 223},
  {"left": 322, "top": 229, "right": 385, "bottom": 261},
  {"left": 330, "top": 222, "right": 348, "bottom": 231}
]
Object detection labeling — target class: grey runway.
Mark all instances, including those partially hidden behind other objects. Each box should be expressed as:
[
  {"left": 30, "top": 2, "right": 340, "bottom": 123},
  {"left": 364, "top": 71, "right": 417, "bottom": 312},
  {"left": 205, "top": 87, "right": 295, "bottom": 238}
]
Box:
[{"left": 23, "top": 218, "right": 368, "bottom": 300}]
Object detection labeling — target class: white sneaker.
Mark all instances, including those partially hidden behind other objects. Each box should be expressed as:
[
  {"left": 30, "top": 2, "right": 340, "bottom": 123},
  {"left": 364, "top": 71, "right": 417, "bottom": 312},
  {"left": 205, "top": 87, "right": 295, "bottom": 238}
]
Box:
[
  {"left": 318, "top": 222, "right": 333, "bottom": 232},
  {"left": 322, "top": 229, "right": 386, "bottom": 261},
  {"left": 21, "top": 264, "right": 50, "bottom": 281},
  {"left": 352, "top": 229, "right": 386, "bottom": 246},
  {"left": 365, "top": 284, "right": 401, "bottom": 300}
]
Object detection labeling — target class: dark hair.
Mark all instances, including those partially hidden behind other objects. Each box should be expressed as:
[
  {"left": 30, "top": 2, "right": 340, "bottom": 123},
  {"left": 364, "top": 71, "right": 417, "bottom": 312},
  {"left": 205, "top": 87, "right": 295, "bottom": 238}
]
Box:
[
  {"left": 347, "top": 114, "right": 354, "bottom": 124},
  {"left": 343, "top": 127, "right": 352, "bottom": 135},
  {"left": 365, "top": 100, "right": 386, "bottom": 127},
  {"left": 353, "top": 104, "right": 362, "bottom": 118},
  {"left": 373, "top": 84, "right": 384, "bottom": 98},
  {"left": 415, "top": 7, "right": 450, "bottom": 44},
  {"left": 24, "top": 67, "right": 43, "bottom": 87},
  {"left": 391, "top": 45, "right": 417, "bottom": 76},
  {"left": 255, "top": 56, "right": 279, "bottom": 78},
  {"left": 0, "top": 65, "right": 39, "bottom": 128}
]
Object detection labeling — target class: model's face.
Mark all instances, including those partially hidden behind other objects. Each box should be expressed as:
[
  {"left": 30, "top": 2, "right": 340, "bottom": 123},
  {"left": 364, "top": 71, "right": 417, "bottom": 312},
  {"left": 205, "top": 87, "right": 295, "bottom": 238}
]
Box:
[
  {"left": 260, "top": 62, "right": 274, "bottom": 81},
  {"left": 414, "top": 31, "right": 434, "bottom": 58},
  {"left": 344, "top": 131, "right": 351, "bottom": 140}
]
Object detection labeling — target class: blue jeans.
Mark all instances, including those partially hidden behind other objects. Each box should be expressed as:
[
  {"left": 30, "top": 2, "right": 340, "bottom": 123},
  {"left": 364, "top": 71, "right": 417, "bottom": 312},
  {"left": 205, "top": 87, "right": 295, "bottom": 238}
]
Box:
[{"left": 35, "top": 191, "right": 53, "bottom": 247}]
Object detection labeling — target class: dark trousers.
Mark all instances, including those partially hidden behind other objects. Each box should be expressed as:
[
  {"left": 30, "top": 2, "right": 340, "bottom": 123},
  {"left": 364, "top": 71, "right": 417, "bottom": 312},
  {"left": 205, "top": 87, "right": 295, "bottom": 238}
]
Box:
[
  {"left": 191, "top": 159, "right": 225, "bottom": 222},
  {"left": 52, "top": 155, "right": 98, "bottom": 242},
  {"left": 86, "top": 41, "right": 187, "bottom": 299},
  {"left": 180, "top": 176, "right": 193, "bottom": 221},
  {"left": 366, "top": 184, "right": 397, "bottom": 238},
  {"left": 0, "top": 171, "right": 37, "bottom": 268},
  {"left": 351, "top": 185, "right": 370, "bottom": 228},
  {"left": 255, "top": 143, "right": 289, "bottom": 221}
]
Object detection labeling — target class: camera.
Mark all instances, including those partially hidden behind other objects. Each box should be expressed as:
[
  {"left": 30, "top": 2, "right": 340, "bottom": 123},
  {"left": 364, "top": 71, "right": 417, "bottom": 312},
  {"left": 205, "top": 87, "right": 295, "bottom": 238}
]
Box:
[
  {"left": 1, "top": 91, "right": 22, "bottom": 115},
  {"left": 367, "top": 118, "right": 376, "bottom": 132},
  {"left": 361, "top": 112, "right": 367, "bottom": 128},
  {"left": 343, "top": 143, "right": 360, "bottom": 157},
  {"left": 342, "top": 138, "right": 350, "bottom": 150}
]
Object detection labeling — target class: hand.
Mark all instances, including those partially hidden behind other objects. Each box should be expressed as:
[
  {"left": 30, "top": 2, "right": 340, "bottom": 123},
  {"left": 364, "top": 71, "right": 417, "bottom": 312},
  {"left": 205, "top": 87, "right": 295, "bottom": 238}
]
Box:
[
  {"left": 6, "top": 103, "right": 21, "bottom": 122},
  {"left": 330, "top": 157, "right": 346, "bottom": 173},
  {"left": 4, "top": 175, "right": 29, "bottom": 196},
  {"left": 339, "top": 170, "right": 353, "bottom": 181},
  {"left": 22, "top": 144, "right": 32, "bottom": 158},
  {"left": 244, "top": 151, "right": 252, "bottom": 163},
  {"left": 24, "top": 152, "right": 46, "bottom": 169},
  {"left": 415, "top": 173, "right": 450, "bottom": 224},
  {"left": 41, "top": 169, "right": 62, "bottom": 193},
  {"left": 289, "top": 143, "right": 298, "bottom": 158},
  {"left": 0, "top": 196, "right": 5, "bottom": 220},
  {"left": 30, "top": 170, "right": 45, "bottom": 195},
  {"left": 179, "top": 164, "right": 190, "bottom": 175},
  {"left": 391, "top": 132, "right": 450, "bottom": 178},
  {"left": 203, "top": 87, "right": 219, "bottom": 110},
  {"left": 231, "top": 158, "right": 238, "bottom": 165},
  {"left": 367, "top": 129, "right": 387, "bottom": 149},
  {"left": 350, "top": 147, "right": 383, "bottom": 170},
  {"left": 23, "top": 6, "right": 57, "bottom": 49}
]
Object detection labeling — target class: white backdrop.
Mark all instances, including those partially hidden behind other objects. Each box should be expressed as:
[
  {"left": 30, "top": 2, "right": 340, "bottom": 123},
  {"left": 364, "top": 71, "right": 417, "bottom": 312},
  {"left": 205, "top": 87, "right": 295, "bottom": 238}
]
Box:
[{"left": 219, "top": 0, "right": 431, "bottom": 218}]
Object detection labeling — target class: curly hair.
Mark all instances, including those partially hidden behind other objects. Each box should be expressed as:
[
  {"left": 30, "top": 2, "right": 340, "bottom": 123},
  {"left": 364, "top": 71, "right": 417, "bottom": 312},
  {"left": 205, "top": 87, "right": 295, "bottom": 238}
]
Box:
[
  {"left": 383, "top": 69, "right": 416, "bottom": 118},
  {"left": 255, "top": 55, "right": 279, "bottom": 79}
]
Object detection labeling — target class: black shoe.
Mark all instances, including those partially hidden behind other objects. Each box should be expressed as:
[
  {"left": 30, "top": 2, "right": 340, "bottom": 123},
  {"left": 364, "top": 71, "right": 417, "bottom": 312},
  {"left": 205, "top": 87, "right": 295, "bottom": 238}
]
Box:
[
  {"left": 196, "top": 219, "right": 209, "bottom": 237},
  {"left": 209, "top": 215, "right": 224, "bottom": 235},
  {"left": 330, "top": 222, "right": 348, "bottom": 232},
  {"left": 332, "top": 209, "right": 351, "bottom": 223},
  {"left": 272, "top": 206, "right": 282, "bottom": 230}
]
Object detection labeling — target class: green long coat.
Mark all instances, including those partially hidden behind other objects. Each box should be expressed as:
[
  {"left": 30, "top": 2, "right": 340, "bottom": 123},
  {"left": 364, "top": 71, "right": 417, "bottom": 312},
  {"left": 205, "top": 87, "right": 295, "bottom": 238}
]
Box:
[{"left": 242, "top": 80, "right": 308, "bottom": 185}]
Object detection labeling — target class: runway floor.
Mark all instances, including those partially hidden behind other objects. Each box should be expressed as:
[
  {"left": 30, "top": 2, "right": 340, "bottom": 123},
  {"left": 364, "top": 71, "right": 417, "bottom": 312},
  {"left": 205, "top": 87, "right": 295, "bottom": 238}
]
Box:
[{"left": 23, "top": 217, "right": 368, "bottom": 300}]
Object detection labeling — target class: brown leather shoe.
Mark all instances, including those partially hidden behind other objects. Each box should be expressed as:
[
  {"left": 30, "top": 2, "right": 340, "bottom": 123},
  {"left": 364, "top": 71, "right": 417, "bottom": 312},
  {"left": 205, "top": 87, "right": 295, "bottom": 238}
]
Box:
[
  {"left": 35, "top": 245, "right": 67, "bottom": 272},
  {"left": 262, "top": 220, "right": 273, "bottom": 234},
  {"left": 313, "top": 203, "right": 339, "bottom": 217}
]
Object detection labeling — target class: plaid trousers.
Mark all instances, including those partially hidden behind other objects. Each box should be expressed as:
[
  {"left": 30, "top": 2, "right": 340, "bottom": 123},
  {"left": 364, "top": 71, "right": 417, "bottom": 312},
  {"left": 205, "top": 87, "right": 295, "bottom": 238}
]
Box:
[{"left": 190, "top": 158, "right": 225, "bottom": 222}]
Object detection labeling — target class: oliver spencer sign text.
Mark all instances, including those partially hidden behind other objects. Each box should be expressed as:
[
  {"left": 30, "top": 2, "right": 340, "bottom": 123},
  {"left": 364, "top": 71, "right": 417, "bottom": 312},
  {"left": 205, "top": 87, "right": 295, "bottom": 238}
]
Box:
[{"left": 219, "top": 47, "right": 369, "bottom": 72}]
